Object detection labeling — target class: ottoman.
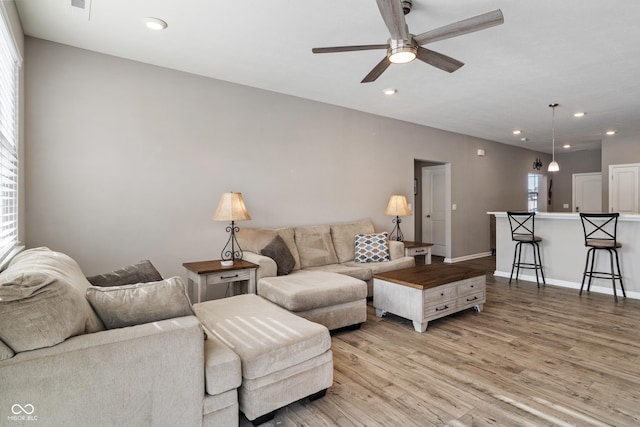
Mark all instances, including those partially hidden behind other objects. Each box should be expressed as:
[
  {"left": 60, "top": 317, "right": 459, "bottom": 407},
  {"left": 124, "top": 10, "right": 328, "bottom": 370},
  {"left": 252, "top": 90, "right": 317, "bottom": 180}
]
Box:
[
  {"left": 194, "top": 294, "right": 333, "bottom": 425},
  {"left": 258, "top": 270, "right": 367, "bottom": 330}
]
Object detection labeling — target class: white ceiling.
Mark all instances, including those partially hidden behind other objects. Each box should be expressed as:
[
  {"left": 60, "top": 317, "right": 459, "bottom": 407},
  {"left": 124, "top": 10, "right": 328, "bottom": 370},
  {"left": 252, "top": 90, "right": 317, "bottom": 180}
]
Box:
[{"left": 14, "top": 0, "right": 640, "bottom": 154}]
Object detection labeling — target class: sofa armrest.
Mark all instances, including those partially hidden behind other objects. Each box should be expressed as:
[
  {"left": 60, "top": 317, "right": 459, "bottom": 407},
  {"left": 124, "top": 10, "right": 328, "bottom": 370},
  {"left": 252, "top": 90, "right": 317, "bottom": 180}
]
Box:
[
  {"left": 242, "top": 251, "right": 277, "bottom": 281},
  {"left": 0, "top": 316, "right": 204, "bottom": 426},
  {"left": 388, "top": 240, "right": 405, "bottom": 260}
]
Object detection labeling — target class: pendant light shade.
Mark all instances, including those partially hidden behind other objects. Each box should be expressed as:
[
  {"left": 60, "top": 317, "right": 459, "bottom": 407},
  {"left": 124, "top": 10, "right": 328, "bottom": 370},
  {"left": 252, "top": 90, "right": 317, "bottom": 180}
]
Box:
[{"left": 547, "top": 103, "right": 559, "bottom": 172}]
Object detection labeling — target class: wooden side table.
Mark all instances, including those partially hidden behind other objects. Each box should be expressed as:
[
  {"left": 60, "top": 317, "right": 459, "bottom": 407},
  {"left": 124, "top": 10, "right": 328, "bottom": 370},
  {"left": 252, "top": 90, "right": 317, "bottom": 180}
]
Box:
[
  {"left": 403, "top": 241, "right": 433, "bottom": 264},
  {"left": 182, "top": 259, "right": 258, "bottom": 303}
]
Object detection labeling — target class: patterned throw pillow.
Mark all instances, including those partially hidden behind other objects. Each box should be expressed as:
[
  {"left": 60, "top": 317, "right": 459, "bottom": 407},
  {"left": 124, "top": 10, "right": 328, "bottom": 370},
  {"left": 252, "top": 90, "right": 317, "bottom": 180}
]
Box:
[{"left": 354, "top": 232, "right": 390, "bottom": 263}]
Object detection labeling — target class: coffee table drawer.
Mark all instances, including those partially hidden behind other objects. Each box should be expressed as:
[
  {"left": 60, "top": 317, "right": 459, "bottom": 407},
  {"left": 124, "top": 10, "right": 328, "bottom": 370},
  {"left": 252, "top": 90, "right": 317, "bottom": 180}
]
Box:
[
  {"left": 456, "top": 276, "right": 485, "bottom": 296},
  {"left": 424, "top": 301, "right": 457, "bottom": 319},
  {"left": 458, "top": 291, "right": 485, "bottom": 308},
  {"left": 423, "top": 285, "right": 456, "bottom": 307}
]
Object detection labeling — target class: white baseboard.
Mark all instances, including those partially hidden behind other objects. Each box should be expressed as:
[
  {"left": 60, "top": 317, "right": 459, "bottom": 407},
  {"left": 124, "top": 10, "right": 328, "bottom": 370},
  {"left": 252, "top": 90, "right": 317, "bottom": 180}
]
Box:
[
  {"left": 444, "top": 251, "right": 493, "bottom": 264},
  {"left": 494, "top": 270, "right": 640, "bottom": 300}
]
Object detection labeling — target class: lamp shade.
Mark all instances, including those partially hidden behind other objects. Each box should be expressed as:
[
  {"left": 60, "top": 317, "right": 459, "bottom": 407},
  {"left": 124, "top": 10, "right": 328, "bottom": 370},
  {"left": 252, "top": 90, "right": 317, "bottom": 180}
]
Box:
[
  {"left": 548, "top": 161, "right": 559, "bottom": 172},
  {"left": 212, "top": 192, "right": 251, "bottom": 222},
  {"left": 385, "top": 195, "right": 412, "bottom": 217}
]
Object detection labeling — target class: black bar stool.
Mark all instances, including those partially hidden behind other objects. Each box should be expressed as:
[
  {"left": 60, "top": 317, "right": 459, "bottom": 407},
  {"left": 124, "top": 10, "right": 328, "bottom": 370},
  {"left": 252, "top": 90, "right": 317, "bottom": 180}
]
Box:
[
  {"left": 507, "top": 211, "right": 545, "bottom": 287},
  {"left": 579, "top": 213, "right": 626, "bottom": 302}
]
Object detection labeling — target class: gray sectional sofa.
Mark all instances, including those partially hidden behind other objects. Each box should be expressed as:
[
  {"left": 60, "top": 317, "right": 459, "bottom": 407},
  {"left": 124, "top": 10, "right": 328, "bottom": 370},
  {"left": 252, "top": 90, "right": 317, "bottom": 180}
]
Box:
[
  {"left": 0, "top": 247, "right": 241, "bottom": 426},
  {"left": 237, "top": 218, "right": 416, "bottom": 330}
]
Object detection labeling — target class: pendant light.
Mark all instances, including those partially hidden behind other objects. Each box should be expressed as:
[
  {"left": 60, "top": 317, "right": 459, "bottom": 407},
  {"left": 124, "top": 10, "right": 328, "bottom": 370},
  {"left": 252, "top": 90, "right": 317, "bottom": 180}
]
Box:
[{"left": 548, "top": 103, "right": 559, "bottom": 172}]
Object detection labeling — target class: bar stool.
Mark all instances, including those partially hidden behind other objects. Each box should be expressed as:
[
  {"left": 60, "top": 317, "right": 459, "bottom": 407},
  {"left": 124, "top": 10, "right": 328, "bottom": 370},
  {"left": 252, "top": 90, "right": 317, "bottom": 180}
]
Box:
[
  {"left": 507, "top": 211, "right": 545, "bottom": 287},
  {"left": 579, "top": 212, "right": 626, "bottom": 302}
]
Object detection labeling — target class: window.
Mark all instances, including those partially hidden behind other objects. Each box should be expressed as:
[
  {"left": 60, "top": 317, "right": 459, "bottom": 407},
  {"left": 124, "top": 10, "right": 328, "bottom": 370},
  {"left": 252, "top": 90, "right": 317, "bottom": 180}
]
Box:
[
  {"left": 0, "top": 6, "right": 20, "bottom": 262},
  {"left": 528, "top": 174, "right": 540, "bottom": 212}
]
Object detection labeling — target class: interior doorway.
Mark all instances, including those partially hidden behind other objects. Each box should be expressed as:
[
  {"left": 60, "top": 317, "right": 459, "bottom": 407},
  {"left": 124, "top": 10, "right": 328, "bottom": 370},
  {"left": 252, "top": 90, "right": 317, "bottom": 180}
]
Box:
[{"left": 414, "top": 160, "right": 451, "bottom": 259}]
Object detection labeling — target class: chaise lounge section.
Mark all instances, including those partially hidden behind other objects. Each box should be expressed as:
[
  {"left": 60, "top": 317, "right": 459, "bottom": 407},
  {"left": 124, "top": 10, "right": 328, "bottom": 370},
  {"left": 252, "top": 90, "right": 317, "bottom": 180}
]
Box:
[{"left": 237, "top": 219, "right": 416, "bottom": 330}]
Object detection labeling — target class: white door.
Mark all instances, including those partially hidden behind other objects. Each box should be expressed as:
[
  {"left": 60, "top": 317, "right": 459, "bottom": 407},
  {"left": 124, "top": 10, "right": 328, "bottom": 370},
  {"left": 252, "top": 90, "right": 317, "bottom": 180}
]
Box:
[
  {"left": 573, "top": 172, "right": 602, "bottom": 213},
  {"left": 422, "top": 166, "right": 446, "bottom": 256},
  {"left": 609, "top": 164, "right": 640, "bottom": 213}
]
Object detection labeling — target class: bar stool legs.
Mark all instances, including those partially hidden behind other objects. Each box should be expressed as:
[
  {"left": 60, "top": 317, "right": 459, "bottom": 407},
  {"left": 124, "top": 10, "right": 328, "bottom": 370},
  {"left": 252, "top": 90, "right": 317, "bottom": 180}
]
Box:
[
  {"left": 509, "top": 240, "right": 545, "bottom": 288},
  {"left": 580, "top": 247, "right": 626, "bottom": 302}
]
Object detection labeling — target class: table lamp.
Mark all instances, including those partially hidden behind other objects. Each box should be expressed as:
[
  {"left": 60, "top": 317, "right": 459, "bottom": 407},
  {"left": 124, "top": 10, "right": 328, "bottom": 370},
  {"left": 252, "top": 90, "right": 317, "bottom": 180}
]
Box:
[
  {"left": 385, "top": 194, "right": 412, "bottom": 241},
  {"left": 212, "top": 192, "right": 251, "bottom": 266}
]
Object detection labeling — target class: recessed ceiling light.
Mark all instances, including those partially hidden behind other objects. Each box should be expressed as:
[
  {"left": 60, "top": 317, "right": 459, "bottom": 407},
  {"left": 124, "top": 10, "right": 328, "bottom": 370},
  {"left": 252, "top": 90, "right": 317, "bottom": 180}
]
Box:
[
  {"left": 573, "top": 112, "right": 586, "bottom": 117},
  {"left": 563, "top": 144, "right": 571, "bottom": 149},
  {"left": 383, "top": 88, "right": 397, "bottom": 95},
  {"left": 520, "top": 137, "right": 528, "bottom": 142},
  {"left": 513, "top": 130, "right": 523, "bottom": 135},
  {"left": 143, "top": 17, "right": 167, "bottom": 31},
  {"left": 606, "top": 130, "right": 616, "bottom": 135}
]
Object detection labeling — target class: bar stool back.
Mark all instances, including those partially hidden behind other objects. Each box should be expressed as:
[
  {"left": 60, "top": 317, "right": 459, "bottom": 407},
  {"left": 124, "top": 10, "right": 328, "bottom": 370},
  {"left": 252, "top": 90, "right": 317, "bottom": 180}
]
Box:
[
  {"left": 579, "top": 212, "right": 626, "bottom": 302},
  {"left": 507, "top": 211, "right": 545, "bottom": 287}
]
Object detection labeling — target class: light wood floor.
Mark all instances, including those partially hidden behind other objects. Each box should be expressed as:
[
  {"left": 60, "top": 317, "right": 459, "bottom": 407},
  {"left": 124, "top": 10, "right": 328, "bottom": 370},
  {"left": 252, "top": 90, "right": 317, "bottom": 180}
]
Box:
[{"left": 241, "top": 256, "right": 640, "bottom": 426}]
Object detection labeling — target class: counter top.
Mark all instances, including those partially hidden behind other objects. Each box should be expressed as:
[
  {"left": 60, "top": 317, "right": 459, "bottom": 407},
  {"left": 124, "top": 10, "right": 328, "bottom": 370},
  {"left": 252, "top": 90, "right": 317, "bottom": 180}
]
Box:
[{"left": 488, "top": 212, "right": 640, "bottom": 221}]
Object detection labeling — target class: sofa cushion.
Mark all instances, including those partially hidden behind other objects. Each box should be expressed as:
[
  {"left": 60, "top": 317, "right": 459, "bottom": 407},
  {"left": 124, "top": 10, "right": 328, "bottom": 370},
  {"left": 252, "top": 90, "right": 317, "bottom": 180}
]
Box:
[
  {"left": 194, "top": 294, "right": 331, "bottom": 380},
  {"left": 86, "top": 260, "right": 163, "bottom": 287},
  {"left": 294, "top": 225, "right": 339, "bottom": 268},
  {"left": 303, "top": 263, "right": 372, "bottom": 283},
  {"left": 0, "top": 247, "right": 105, "bottom": 352},
  {"left": 330, "top": 219, "right": 375, "bottom": 263},
  {"left": 203, "top": 335, "right": 242, "bottom": 396},
  {"left": 237, "top": 227, "right": 301, "bottom": 270},
  {"left": 86, "top": 277, "right": 194, "bottom": 329},
  {"left": 0, "top": 338, "right": 14, "bottom": 360},
  {"left": 258, "top": 270, "right": 367, "bottom": 312},
  {"left": 260, "top": 235, "right": 295, "bottom": 276},
  {"left": 343, "top": 256, "right": 415, "bottom": 274},
  {"left": 355, "top": 232, "right": 390, "bottom": 263}
]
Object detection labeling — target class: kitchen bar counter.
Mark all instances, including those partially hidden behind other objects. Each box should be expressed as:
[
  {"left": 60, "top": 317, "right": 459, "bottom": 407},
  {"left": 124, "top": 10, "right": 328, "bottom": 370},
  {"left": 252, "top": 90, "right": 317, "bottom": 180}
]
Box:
[{"left": 489, "top": 212, "right": 640, "bottom": 299}]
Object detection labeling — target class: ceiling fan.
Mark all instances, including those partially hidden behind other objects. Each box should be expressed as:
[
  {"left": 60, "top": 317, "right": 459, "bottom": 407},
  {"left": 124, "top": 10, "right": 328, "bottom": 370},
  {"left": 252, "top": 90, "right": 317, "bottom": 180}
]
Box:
[{"left": 312, "top": 0, "right": 504, "bottom": 83}]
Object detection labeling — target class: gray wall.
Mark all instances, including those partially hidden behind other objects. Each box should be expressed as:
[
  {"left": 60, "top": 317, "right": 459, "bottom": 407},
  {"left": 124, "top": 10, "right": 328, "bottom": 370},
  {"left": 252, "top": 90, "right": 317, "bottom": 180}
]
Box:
[
  {"left": 24, "top": 37, "right": 551, "bottom": 280},
  {"left": 550, "top": 149, "right": 602, "bottom": 212}
]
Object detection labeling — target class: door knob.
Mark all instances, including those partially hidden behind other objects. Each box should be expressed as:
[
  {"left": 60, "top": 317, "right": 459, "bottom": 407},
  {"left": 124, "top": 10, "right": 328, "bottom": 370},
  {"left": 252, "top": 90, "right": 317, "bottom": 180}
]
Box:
[{"left": 426, "top": 215, "right": 431, "bottom": 218}]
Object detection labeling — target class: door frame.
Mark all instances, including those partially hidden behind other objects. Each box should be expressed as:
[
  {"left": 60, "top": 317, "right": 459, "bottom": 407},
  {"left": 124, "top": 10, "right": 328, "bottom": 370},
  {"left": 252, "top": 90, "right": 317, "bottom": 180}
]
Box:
[{"left": 414, "top": 160, "right": 451, "bottom": 260}]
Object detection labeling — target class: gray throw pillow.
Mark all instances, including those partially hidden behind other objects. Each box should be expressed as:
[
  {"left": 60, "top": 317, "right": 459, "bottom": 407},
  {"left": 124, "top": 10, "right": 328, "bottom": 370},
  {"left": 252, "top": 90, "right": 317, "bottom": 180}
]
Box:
[
  {"left": 261, "top": 235, "right": 296, "bottom": 276},
  {"left": 86, "top": 277, "right": 195, "bottom": 329},
  {"left": 86, "top": 260, "right": 163, "bottom": 287},
  {"left": 354, "top": 232, "right": 390, "bottom": 263}
]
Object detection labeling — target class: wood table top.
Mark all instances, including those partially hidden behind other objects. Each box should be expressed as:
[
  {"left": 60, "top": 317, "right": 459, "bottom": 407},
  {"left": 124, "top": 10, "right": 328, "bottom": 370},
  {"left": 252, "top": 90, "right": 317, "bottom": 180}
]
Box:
[
  {"left": 182, "top": 259, "right": 258, "bottom": 274},
  {"left": 373, "top": 263, "right": 485, "bottom": 290}
]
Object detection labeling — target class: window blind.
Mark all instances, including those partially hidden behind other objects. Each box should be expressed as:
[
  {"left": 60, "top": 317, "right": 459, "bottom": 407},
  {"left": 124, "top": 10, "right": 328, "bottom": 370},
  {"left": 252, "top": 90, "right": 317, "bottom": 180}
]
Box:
[{"left": 0, "top": 6, "right": 20, "bottom": 262}]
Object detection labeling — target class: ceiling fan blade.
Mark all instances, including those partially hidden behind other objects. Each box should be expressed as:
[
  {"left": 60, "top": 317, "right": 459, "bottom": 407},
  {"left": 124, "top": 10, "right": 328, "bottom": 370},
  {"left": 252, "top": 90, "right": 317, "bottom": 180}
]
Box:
[
  {"left": 361, "top": 57, "right": 391, "bottom": 83},
  {"left": 416, "top": 47, "right": 464, "bottom": 73},
  {"left": 312, "top": 44, "right": 388, "bottom": 54},
  {"left": 376, "top": 0, "right": 409, "bottom": 40},
  {"left": 414, "top": 9, "right": 504, "bottom": 45}
]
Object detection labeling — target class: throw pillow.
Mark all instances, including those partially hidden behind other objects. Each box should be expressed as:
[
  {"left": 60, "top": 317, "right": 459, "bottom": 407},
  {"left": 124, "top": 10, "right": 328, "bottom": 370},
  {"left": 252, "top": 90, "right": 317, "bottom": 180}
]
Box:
[
  {"left": 354, "top": 232, "right": 390, "bottom": 263},
  {"left": 86, "top": 259, "right": 163, "bottom": 287},
  {"left": 0, "top": 247, "right": 105, "bottom": 353},
  {"left": 261, "top": 235, "right": 296, "bottom": 276},
  {"left": 294, "top": 225, "right": 339, "bottom": 268},
  {"left": 86, "top": 277, "right": 195, "bottom": 329}
]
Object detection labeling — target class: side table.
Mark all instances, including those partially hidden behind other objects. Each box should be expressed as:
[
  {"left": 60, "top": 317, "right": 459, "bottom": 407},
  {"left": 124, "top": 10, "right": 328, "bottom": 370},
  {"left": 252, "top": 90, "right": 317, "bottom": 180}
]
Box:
[
  {"left": 182, "top": 259, "right": 258, "bottom": 303},
  {"left": 403, "top": 241, "right": 433, "bottom": 264}
]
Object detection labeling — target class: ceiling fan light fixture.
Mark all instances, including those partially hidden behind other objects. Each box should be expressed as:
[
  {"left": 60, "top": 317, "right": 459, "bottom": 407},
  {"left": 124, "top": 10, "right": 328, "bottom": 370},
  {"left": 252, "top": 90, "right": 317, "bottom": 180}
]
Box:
[{"left": 388, "top": 39, "right": 417, "bottom": 64}]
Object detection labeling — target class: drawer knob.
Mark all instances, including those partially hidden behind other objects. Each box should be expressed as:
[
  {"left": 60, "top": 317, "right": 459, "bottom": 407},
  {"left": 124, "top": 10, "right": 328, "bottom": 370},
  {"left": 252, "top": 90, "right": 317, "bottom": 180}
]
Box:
[
  {"left": 440, "top": 292, "right": 444, "bottom": 296},
  {"left": 220, "top": 274, "right": 240, "bottom": 280},
  {"left": 435, "top": 305, "right": 449, "bottom": 312},
  {"left": 467, "top": 296, "right": 478, "bottom": 302}
]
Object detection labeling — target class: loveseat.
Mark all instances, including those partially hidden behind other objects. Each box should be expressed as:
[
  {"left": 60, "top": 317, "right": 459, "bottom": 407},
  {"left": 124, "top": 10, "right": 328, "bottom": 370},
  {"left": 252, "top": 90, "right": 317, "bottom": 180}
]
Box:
[
  {"left": 0, "top": 248, "right": 241, "bottom": 426},
  {"left": 237, "top": 219, "right": 416, "bottom": 330}
]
